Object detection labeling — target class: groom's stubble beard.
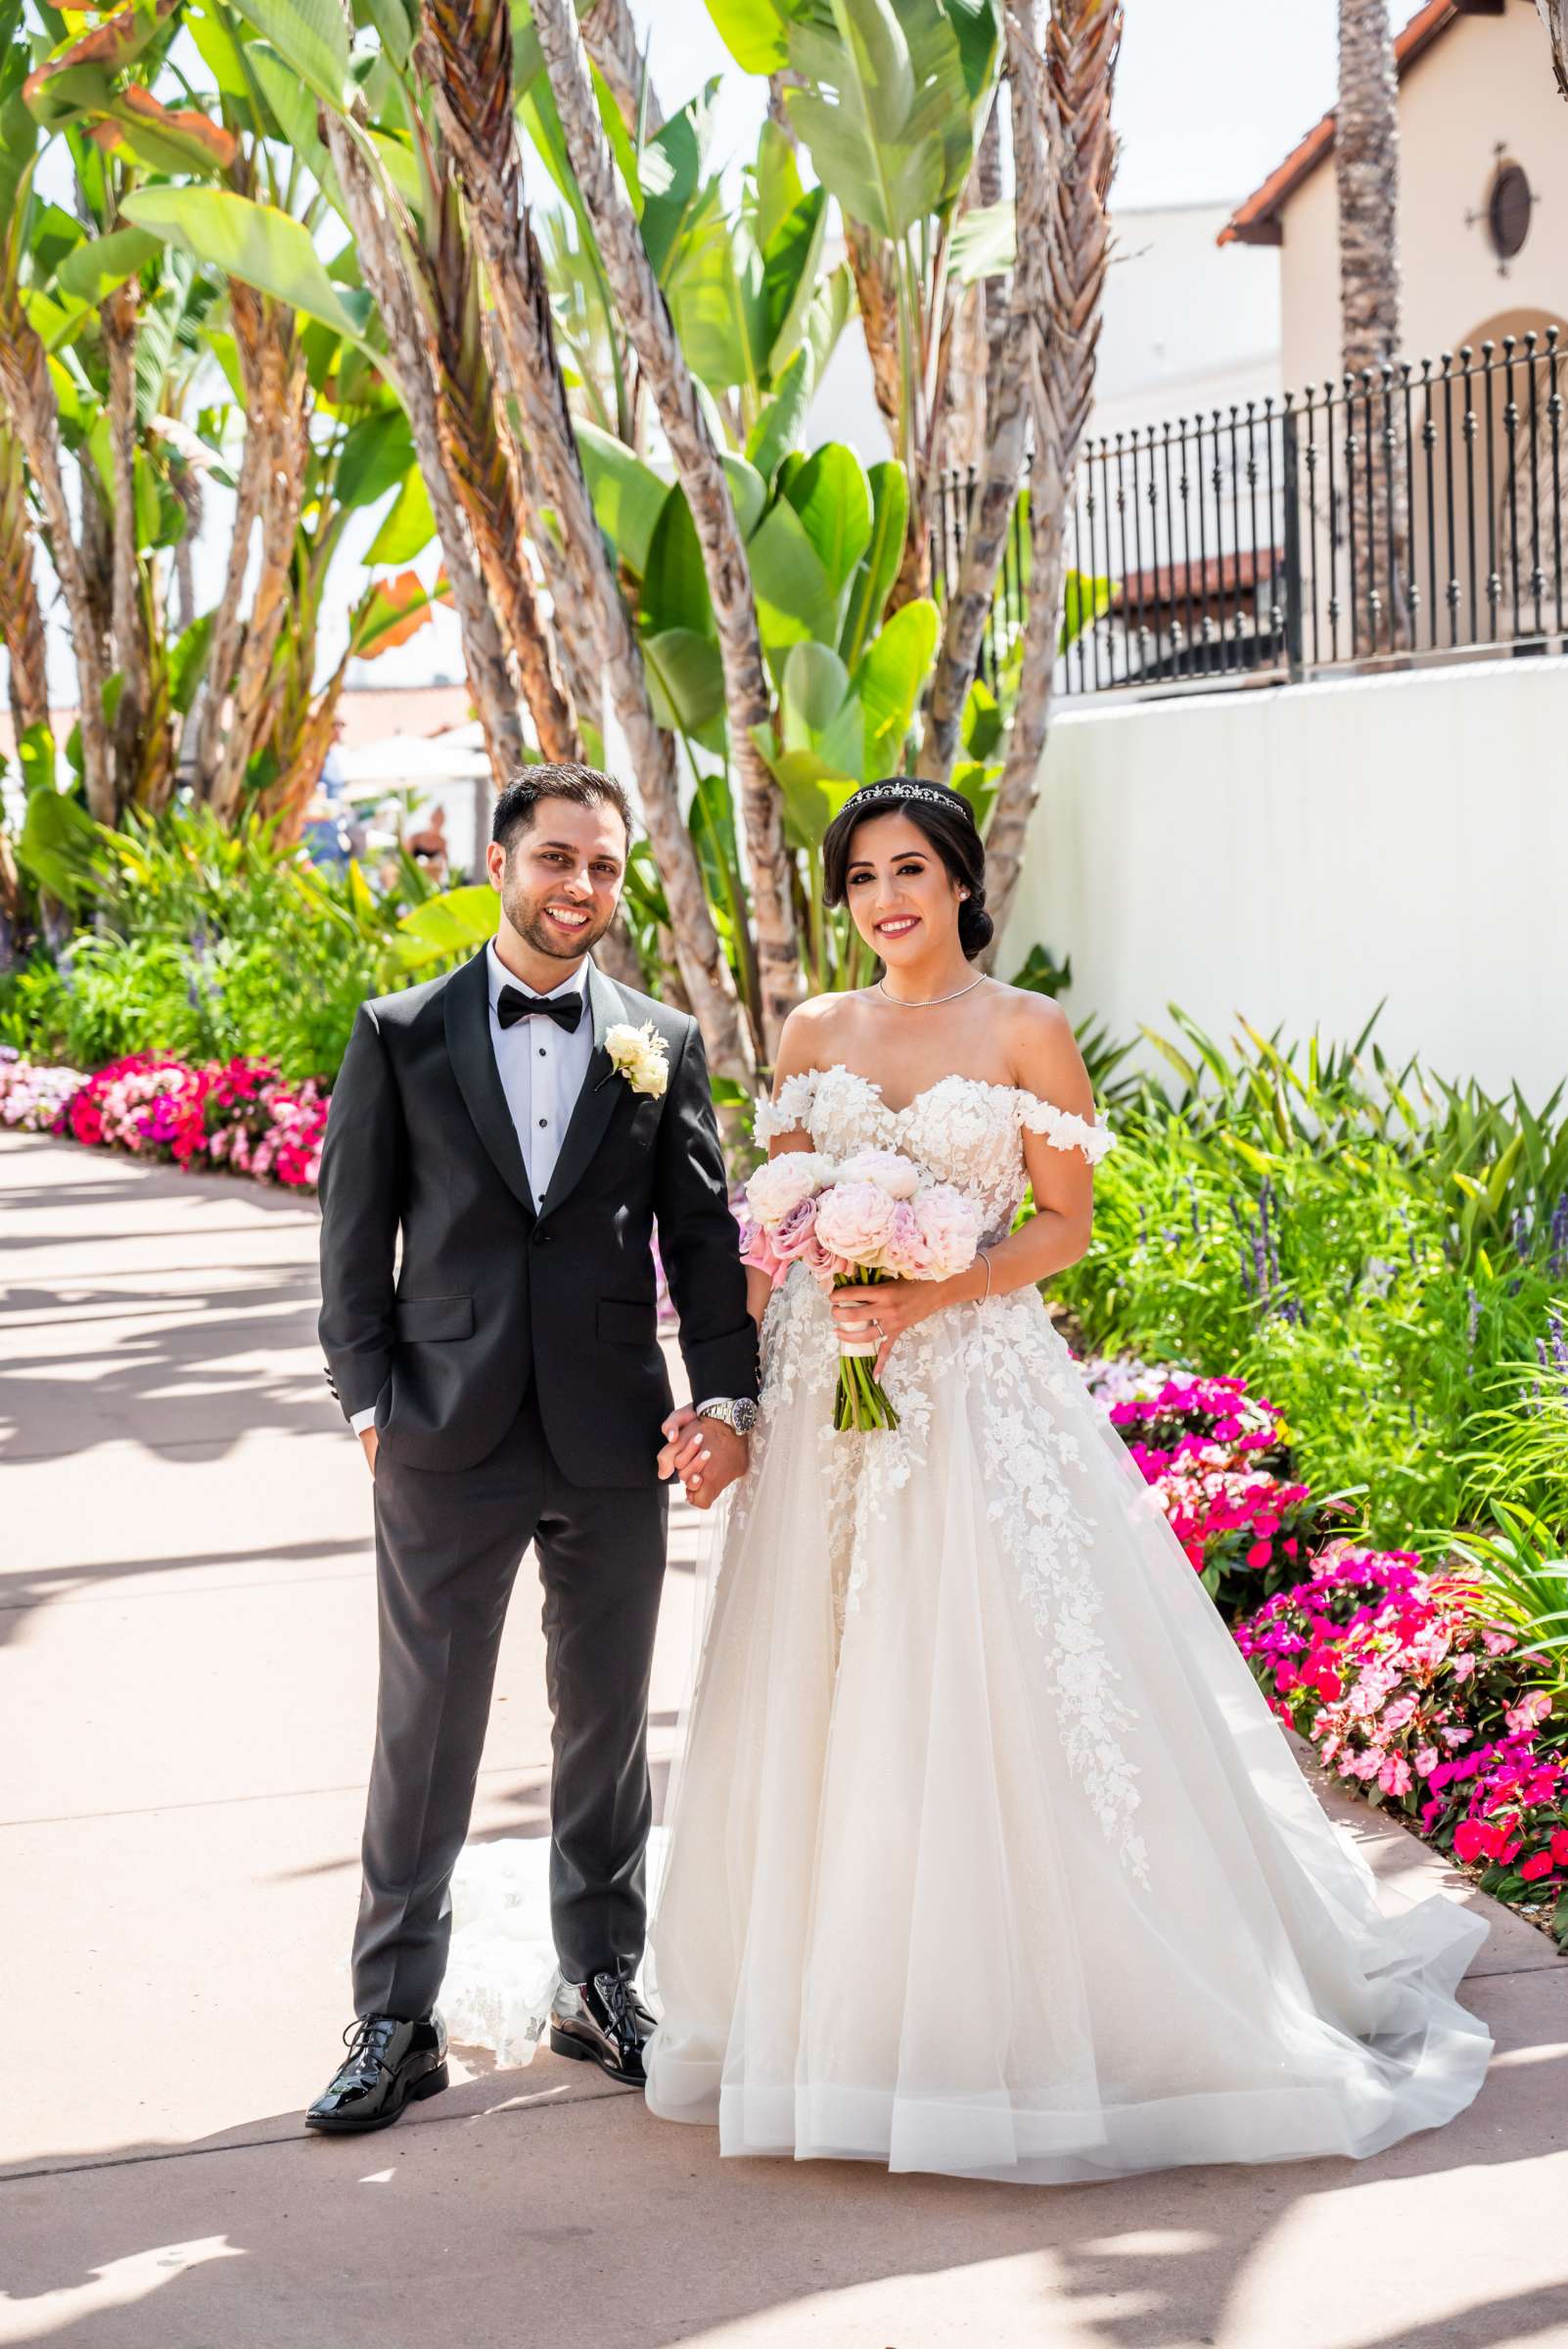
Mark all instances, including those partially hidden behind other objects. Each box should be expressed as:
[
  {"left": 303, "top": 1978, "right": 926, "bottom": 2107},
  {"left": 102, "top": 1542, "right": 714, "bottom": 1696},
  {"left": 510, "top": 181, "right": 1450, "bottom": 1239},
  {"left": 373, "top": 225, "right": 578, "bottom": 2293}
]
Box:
[{"left": 499, "top": 865, "right": 622, "bottom": 966}]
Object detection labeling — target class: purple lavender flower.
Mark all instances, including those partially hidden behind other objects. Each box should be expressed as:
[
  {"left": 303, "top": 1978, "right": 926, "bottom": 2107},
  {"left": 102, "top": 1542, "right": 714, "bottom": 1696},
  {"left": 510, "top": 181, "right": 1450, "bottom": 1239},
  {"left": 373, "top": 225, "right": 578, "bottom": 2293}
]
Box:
[
  {"left": 1547, "top": 1304, "right": 1568, "bottom": 1380},
  {"left": 1548, "top": 1189, "right": 1568, "bottom": 1277}
]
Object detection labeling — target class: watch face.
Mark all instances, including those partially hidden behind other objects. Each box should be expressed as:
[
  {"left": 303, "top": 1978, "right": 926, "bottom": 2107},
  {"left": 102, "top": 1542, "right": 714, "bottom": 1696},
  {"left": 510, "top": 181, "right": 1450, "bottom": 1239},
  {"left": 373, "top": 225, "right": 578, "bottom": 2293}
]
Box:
[{"left": 734, "top": 1399, "right": 760, "bottom": 1433}]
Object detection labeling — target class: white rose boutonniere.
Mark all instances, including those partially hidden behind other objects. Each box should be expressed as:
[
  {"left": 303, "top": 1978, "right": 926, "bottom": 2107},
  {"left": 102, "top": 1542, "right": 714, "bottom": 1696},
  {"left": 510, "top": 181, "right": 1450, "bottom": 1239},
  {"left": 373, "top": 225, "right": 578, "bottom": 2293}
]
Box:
[{"left": 604, "top": 1020, "right": 669, "bottom": 1098}]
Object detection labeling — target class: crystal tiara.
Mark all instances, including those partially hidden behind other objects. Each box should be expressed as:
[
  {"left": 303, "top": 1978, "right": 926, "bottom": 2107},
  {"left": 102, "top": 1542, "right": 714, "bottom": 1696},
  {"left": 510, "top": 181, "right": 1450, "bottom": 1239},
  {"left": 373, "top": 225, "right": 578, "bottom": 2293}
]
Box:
[{"left": 841, "top": 778, "right": 967, "bottom": 813}]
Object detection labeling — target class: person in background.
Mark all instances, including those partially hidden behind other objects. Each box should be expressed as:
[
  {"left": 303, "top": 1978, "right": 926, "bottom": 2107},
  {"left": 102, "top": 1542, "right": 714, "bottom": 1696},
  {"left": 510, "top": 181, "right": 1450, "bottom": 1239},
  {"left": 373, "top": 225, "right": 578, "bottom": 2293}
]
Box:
[
  {"left": 301, "top": 718, "right": 356, "bottom": 874},
  {"left": 406, "top": 803, "right": 449, "bottom": 886}
]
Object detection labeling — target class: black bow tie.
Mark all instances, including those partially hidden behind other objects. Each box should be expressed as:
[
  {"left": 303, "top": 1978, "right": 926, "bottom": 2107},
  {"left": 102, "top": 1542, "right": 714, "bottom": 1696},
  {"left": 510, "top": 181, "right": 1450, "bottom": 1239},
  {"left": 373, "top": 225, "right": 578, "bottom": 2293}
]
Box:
[{"left": 496, "top": 984, "right": 584, "bottom": 1035}]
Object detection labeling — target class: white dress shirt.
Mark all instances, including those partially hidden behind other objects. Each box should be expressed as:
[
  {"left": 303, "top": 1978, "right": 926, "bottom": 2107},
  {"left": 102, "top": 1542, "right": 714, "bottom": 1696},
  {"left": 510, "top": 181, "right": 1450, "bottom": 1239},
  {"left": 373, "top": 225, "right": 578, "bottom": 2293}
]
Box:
[
  {"left": 483, "top": 938, "right": 595, "bottom": 1198},
  {"left": 349, "top": 946, "right": 594, "bottom": 1436}
]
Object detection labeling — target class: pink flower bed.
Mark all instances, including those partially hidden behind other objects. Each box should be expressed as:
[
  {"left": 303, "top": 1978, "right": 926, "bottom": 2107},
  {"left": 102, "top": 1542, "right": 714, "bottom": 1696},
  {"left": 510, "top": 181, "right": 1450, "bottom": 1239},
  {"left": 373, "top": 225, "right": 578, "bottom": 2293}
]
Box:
[
  {"left": 0, "top": 1044, "right": 83, "bottom": 1131},
  {"left": 1081, "top": 1359, "right": 1331, "bottom": 1609},
  {"left": 1085, "top": 1355, "right": 1568, "bottom": 1946},
  {"left": 3, "top": 1048, "right": 328, "bottom": 1189}
]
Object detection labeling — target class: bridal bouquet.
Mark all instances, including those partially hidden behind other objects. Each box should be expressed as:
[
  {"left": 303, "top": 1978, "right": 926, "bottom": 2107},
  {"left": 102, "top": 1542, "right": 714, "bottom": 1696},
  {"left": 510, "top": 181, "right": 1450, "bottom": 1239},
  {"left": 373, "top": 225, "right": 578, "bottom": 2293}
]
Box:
[{"left": 742, "top": 1148, "right": 984, "bottom": 1432}]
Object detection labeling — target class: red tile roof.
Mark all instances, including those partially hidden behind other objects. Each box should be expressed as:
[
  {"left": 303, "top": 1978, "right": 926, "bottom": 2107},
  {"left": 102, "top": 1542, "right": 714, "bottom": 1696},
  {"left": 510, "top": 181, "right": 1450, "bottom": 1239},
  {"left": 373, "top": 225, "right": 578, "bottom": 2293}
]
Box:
[
  {"left": 1219, "top": 0, "right": 1468, "bottom": 248},
  {"left": 0, "top": 681, "right": 476, "bottom": 767},
  {"left": 1111, "top": 546, "right": 1283, "bottom": 613}
]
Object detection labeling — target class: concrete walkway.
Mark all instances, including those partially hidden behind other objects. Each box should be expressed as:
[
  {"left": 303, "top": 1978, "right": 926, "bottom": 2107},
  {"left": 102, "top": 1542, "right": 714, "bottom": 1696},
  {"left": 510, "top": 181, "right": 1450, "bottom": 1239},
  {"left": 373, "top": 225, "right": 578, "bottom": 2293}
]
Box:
[{"left": 3, "top": 1128, "right": 1567, "bottom": 2349}]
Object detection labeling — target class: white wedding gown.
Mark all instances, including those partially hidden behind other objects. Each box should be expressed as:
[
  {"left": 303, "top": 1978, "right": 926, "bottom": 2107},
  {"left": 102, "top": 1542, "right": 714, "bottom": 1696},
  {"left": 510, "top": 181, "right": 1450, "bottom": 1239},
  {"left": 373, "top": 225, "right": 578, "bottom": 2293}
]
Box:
[
  {"left": 446, "top": 1066, "right": 1494, "bottom": 2184},
  {"left": 638, "top": 1066, "right": 1493, "bottom": 2181}
]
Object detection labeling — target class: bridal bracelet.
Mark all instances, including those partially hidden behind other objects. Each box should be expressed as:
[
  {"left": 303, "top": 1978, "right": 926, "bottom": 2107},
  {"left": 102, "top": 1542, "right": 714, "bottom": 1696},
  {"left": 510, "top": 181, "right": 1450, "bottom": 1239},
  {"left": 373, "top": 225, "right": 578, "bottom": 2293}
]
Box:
[{"left": 978, "top": 1246, "right": 992, "bottom": 1301}]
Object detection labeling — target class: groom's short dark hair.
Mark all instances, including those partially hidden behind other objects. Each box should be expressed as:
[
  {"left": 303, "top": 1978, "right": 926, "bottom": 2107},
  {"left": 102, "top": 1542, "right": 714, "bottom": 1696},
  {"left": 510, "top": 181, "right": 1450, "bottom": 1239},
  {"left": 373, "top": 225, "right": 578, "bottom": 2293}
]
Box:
[{"left": 492, "top": 762, "right": 634, "bottom": 854}]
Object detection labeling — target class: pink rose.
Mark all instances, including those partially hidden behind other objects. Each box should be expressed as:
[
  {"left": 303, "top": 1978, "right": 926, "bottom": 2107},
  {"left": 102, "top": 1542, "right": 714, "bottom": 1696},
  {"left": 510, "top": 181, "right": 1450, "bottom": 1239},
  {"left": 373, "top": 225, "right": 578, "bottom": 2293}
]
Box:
[
  {"left": 772, "top": 1196, "right": 822, "bottom": 1262},
  {"left": 881, "top": 1200, "right": 932, "bottom": 1278},
  {"left": 741, "top": 1218, "right": 784, "bottom": 1283},
  {"left": 910, "top": 1183, "right": 984, "bottom": 1280},
  {"left": 814, "top": 1179, "right": 898, "bottom": 1267}
]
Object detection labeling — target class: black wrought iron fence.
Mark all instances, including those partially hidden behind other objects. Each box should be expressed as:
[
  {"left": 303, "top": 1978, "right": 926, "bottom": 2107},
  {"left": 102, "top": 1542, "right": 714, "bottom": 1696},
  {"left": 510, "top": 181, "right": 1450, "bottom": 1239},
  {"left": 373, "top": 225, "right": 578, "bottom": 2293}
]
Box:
[{"left": 939, "top": 328, "right": 1568, "bottom": 698}]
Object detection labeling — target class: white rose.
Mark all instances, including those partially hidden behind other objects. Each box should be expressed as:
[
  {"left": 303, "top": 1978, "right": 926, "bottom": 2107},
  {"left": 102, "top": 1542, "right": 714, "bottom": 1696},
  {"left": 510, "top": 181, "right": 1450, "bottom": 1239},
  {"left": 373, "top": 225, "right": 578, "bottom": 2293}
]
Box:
[
  {"left": 745, "top": 1149, "right": 835, "bottom": 1228},
  {"left": 833, "top": 1147, "right": 921, "bottom": 1200},
  {"left": 605, "top": 1021, "right": 669, "bottom": 1098}
]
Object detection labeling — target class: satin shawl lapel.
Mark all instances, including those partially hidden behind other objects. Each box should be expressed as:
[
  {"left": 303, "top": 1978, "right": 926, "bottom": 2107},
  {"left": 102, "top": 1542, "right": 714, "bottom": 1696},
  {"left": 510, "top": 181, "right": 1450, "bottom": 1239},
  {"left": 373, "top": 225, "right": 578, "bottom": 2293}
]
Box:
[
  {"left": 537, "top": 960, "right": 626, "bottom": 1221},
  {"left": 443, "top": 947, "right": 534, "bottom": 1217}
]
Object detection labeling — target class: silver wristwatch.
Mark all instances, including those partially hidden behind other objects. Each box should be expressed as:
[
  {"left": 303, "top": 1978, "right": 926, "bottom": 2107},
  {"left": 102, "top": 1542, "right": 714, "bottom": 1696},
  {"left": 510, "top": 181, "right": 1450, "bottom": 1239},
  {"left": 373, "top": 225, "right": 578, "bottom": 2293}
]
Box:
[{"left": 694, "top": 1396, "right": 759, "bottom": 1435}]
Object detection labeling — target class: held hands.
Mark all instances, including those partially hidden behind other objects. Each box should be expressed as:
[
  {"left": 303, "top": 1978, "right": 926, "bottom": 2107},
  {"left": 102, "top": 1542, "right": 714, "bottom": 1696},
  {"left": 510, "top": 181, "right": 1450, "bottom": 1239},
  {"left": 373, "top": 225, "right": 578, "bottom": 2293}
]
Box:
[
  {"left": 829, "top": 1278, "right": 948, "bottom": 1380},
  {"left": 658, "top": 1406, "right": 749, "bottom": 1509}
]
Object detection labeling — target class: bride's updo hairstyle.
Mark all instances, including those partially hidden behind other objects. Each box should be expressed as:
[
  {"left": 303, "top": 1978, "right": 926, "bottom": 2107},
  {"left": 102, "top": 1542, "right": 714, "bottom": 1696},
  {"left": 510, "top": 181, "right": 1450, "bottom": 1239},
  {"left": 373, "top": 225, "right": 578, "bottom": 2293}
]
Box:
[{"left": 820, "top": 777, "right": 994, "bottom": 961}]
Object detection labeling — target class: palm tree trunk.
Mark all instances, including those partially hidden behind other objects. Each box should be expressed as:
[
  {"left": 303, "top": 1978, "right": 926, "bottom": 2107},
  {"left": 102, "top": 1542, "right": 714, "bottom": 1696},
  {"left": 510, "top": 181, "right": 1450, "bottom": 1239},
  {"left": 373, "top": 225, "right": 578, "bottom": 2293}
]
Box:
[
  {"left": 846, "top": 221, "right": 931, "bottom": 609},
  {"left": 418, "top": 155, "right": 580, "bottom": 764},
  {"left": 265, "top": 649, "right": 348, "bottom": 846},
  {"left": 0, "top": 301, "right": 117, "bottom": 822},
  {"left": 1336, "top": 0, "right": 1408, "bottom": 650},
  {"left": 984, "top": 0, "right": 1121, "bottom": 948},
  {"left": 1541, "top": 0, "right": 1568, "bottom": 95},
  {"left": 580, "top": 0, "right": 661, "bottom": 134},
  {"left": 193, "top": 283, "right": 270, "bottom": 798},
  {"left": 532, "top": 0, "right": 801, "bottom": 1055},
  {"left": 171, "top": 465, "right": 201, "bottom": 635},
  {"left": 919, "top": 79, "right": 1030, "bottom": 786},
  {"left": 103, "top": 283, "right": 152, "bottom": 792},
  {"left": 321, "top": 109, "right": 527, "bottom": 789},
  {"left": 918, "top": 307, "right": 1030, "bottom": 784},
  {"left": 0, "top": 426, "right": 50, "bottom": 738},
  {"left": 419, "top": 0, "right": 756, "bottom": 1082},
  {"left": 978, "top": 98, "right": 1011, "bottom": 429},
  {"left": 211, "top": 311, "right": 310, "bottom": 821}
]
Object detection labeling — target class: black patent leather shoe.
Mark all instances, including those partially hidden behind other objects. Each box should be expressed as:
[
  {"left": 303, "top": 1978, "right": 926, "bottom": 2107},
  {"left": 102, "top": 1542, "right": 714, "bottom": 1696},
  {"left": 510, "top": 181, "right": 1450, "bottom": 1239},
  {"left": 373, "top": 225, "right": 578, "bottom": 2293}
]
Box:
[
  {"left": 548, "top": 1972, "right": 655, "bottom": 2085},
  {"left": 304, "top": 2011, "right": 449, "bottom": 2134}
]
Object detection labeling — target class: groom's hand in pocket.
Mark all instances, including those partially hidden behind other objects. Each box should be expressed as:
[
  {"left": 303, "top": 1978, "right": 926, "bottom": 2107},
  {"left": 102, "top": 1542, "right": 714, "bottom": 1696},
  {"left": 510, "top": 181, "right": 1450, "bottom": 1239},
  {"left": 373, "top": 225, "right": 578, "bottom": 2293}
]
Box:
[{"left": 358, "top": 1428, "right": 379, "bottom": 1477}]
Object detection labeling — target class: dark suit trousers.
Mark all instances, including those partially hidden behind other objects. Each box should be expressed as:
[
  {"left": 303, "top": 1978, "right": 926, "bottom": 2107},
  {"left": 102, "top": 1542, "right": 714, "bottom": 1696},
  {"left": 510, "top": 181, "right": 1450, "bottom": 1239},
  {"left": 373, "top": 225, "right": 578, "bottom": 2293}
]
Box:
[{"left": 351, "top": 1399, "right": 669, "bottom": 2020}]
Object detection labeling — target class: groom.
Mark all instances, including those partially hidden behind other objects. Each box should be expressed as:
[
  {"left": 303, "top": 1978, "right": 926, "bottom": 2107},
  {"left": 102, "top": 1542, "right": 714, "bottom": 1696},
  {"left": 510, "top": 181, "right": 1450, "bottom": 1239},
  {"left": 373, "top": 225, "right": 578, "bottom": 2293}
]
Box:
[{"left": 306, "top": 762, "right": 759, "bottom": 2133}]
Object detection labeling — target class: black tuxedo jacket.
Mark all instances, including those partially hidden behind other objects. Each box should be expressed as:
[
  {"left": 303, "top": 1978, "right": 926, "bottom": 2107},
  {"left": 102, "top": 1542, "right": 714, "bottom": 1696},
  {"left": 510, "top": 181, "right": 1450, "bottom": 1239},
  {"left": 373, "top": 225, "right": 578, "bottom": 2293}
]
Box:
[{"left": 317, "top": 950, "right": 758, "bottom": 1482}]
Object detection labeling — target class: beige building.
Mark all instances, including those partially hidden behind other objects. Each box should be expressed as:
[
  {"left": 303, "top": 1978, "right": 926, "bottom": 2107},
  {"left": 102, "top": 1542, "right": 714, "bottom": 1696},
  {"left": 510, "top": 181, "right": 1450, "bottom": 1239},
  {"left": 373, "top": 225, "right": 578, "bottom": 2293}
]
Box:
[{"left": 1222, "top": 0, "right": 1568, "bottom": 390}]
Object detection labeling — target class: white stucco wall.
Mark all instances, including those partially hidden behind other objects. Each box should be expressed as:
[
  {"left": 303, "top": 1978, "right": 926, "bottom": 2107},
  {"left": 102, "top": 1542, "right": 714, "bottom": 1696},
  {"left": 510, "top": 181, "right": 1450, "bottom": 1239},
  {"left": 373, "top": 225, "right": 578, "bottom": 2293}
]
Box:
[
  {"left": 999, "top": 655, "right": 1568, "bottom": 1103},
  {"left": 1277, "top": 0, "right": 1568, "bottom": 390}
]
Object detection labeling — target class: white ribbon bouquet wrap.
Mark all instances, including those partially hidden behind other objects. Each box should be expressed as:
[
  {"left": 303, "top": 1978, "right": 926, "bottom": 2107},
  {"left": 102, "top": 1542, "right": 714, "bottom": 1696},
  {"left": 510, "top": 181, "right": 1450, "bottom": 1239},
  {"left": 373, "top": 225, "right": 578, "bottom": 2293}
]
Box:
[{"left": 742, "top": 1147, "right": 985, "bottom": 1431}]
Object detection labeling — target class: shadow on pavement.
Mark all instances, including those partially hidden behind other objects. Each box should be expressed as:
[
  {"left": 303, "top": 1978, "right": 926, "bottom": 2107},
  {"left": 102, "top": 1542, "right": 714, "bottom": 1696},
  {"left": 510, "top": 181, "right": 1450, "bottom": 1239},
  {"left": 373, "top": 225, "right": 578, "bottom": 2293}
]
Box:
[{"left": 2, "top": 2010, "right": 1561, "bottom": 2349}]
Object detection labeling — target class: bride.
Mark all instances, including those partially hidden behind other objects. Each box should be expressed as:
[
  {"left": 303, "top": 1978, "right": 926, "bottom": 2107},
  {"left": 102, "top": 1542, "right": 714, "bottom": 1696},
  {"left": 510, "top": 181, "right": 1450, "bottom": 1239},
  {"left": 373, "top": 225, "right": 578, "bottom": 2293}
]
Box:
[{"left": 633, "top": 774, "right": 1493, "bottom": 2184}]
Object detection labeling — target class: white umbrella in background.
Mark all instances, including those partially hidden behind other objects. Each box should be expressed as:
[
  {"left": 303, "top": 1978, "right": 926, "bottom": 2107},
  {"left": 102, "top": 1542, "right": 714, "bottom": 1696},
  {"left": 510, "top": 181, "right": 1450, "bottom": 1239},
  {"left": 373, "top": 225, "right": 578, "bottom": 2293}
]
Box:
[{"left": 336, "top": 724, "right": 492, "bottom": 876}]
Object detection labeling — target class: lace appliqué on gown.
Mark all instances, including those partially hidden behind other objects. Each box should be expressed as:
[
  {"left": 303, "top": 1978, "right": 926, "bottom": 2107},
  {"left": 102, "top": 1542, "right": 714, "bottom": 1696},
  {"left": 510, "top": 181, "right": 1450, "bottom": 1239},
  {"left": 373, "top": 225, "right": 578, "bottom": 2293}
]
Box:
[
  {"left": 975, "top": 1295, "right": 1150, "bottom": 1883},
  {"left": 749, "top": 1067, "right": 1146, "bottom": 1873}
]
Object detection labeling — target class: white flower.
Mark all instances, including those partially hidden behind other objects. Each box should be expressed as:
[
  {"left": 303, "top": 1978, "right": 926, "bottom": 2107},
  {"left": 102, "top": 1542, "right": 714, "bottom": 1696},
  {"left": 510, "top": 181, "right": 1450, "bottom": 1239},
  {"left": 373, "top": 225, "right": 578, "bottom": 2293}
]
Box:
[
  {"left": 834, "top": 1147, "right": 921, "bottom": 1199},
  {"left": 745, "top": 1150, "right": 835, "bottom": 1228},
  {"left": 605, "top": 1021, "right": 669, "bottom": 1098}
]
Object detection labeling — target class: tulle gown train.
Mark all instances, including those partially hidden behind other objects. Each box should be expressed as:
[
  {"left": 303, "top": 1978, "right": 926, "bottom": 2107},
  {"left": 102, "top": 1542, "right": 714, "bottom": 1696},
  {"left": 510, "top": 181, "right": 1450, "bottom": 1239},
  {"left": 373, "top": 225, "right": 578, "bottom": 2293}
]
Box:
[{"left": 638, "top": 1065, "right": 1493, "bottom": 2183}]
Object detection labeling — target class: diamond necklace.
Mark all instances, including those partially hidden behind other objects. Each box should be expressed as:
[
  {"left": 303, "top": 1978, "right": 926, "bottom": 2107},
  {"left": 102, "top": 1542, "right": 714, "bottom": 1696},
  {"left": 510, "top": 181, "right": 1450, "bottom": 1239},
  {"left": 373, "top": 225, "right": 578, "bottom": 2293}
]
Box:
[{"left": 876, "top": 973, "right": 988, "bottom": 1009}]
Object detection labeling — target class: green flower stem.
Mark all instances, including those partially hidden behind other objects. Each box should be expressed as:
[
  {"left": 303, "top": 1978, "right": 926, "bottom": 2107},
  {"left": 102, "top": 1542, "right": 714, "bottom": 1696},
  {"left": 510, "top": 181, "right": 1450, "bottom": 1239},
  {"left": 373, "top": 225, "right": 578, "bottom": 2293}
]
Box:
[{"left": 832, "top": 1267, "right": 900, "bottom": 1433}]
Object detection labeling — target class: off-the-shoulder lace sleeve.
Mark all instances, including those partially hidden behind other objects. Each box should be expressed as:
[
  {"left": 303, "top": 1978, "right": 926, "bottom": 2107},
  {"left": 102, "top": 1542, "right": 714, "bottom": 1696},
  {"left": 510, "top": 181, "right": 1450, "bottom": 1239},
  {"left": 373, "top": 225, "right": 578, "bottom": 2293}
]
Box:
[
  {"left": 752, "top": 1067, "right": 819, "bottom": 1145},
  {"left": 1017, "top": 1091, "right": 1117, "bottom": 1165}
]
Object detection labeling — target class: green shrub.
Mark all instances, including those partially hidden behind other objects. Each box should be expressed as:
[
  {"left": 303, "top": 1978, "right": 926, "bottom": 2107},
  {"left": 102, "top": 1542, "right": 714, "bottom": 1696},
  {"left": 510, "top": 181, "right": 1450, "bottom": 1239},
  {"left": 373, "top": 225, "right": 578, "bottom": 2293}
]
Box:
[
  {"left": 1, "top": 804, "right": 447, "bottom": 1082},
  {"left": 1063, "top": 1010, "right": 1568, "bottom": 1550}
]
